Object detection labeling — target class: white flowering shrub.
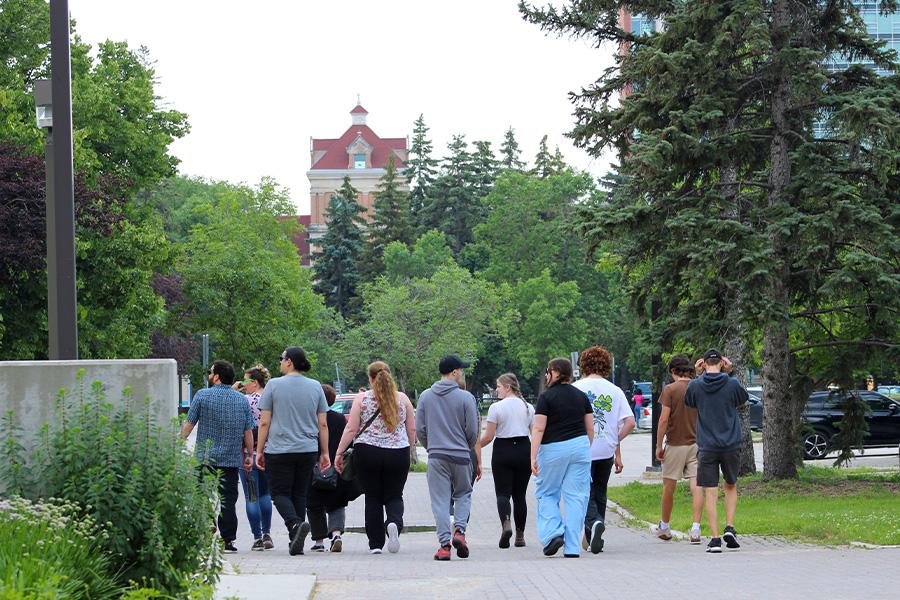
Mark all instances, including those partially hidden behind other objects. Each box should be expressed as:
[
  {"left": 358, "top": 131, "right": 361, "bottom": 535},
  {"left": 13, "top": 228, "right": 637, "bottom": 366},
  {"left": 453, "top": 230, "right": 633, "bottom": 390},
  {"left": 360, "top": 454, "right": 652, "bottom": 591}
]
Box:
[{"left": 0, "top": 496, "right": 121, "bottom": 599}]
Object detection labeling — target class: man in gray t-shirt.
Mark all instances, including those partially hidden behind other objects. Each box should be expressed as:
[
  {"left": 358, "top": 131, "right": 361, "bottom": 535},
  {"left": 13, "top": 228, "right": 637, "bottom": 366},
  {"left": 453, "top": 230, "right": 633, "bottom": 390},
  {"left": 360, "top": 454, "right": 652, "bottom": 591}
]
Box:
[{"left": 256, "top": 346, "right": 330, "bottom": 555}]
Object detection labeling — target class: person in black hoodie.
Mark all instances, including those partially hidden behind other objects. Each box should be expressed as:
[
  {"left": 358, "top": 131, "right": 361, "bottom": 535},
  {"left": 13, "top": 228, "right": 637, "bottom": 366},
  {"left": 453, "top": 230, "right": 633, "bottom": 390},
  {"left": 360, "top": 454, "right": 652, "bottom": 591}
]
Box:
[{"left": 684, "top": 349, "right": 748, "bottom": 553}]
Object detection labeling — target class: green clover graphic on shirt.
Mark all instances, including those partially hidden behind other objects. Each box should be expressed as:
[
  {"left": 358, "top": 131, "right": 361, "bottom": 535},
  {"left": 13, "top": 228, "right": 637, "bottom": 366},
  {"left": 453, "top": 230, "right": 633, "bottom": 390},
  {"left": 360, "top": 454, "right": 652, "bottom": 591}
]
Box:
[{"left": 585, "top": 391, "right": 613, "bottom": 435}]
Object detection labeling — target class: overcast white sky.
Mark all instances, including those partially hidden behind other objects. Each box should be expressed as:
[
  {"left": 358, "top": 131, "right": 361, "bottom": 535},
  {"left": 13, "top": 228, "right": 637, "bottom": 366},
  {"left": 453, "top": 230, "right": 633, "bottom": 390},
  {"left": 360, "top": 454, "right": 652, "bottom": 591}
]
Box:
[{"left": 69, "top": 0, "right": 616, "bottom": 213}]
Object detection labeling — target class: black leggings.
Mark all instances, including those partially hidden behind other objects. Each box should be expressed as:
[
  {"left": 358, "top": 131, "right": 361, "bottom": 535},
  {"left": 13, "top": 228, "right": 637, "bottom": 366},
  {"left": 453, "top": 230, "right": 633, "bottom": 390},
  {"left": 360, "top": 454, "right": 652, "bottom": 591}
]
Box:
[
  {"left": 491, "top": 437, "right": 531, "bottom": 530},
  {"left": 353, "top": 443, "right": 410, "bottom": 550}
]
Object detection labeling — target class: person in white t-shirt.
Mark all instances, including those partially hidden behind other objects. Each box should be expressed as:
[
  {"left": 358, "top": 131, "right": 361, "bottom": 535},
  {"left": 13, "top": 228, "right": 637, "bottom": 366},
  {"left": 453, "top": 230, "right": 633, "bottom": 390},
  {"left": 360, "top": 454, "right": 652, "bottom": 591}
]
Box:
[
  {"left": 479, "top": 373, "right": 534, "bottom": 549},
  {"left": 572, "top": 346, "right": 635, "bottom": 554}
]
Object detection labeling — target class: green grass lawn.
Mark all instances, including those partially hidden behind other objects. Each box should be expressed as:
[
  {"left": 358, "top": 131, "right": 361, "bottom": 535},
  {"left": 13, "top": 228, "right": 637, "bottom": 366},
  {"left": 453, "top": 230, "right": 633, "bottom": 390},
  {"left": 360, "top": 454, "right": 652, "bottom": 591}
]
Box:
[{"left": 608, "top": 467, "right": 900, "bottom": 545}]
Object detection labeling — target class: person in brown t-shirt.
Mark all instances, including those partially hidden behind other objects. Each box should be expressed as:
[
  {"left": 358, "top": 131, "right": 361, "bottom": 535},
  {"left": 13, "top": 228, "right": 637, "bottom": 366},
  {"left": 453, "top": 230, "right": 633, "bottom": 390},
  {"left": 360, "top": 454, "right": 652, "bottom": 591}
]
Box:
[{"left": 650, "top": 354, "right": 704, "bottom": 544}]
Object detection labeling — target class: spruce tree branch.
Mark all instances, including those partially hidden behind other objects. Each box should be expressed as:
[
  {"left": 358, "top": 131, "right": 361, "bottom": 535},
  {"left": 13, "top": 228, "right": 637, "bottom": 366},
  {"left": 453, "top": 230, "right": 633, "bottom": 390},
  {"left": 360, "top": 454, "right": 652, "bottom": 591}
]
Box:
[
  {"left": 790, "top": 340, "right": 898, "bottom": 353},
  {"left": 790, "top": 304, "right": 897, "bottom": 318}
]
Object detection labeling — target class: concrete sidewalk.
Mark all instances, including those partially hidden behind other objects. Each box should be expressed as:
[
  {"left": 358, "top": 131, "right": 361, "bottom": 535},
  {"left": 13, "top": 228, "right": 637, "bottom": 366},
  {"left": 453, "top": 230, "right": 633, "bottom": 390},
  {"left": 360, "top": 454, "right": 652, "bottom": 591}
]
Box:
[{"left": 221, "top": 437, "right": 899, "bottom": 599}]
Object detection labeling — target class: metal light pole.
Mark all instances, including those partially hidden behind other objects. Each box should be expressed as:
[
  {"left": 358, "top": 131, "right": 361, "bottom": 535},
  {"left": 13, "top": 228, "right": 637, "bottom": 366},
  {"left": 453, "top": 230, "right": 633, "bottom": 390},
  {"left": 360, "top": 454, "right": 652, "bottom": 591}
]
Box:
[
  {"left": 34, "top": 0, "right": 78, "bottom": 360},
  {"left": 201, "top": 334, "right": 210, "bottom": 387}
]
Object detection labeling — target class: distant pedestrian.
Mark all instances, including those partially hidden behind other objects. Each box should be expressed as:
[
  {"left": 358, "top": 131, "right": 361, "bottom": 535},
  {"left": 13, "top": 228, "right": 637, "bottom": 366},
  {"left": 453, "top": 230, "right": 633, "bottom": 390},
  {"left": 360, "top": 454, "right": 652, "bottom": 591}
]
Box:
[
  {"left": 684, "top": 349, "right": 748, "bottom": 553},
  {"left": 256, "top": 347, "right": 330, "bottom": 556},
  {"left": 651, "top": 354, "right": 704, "bottom": 544},
  {"left": 479, "top": 372, "right": 534, "bottom": 548},
  {"left": 335, "top": 362, "right": 416, "bottom": 554},
  {"left": 233, "top": 366, "right": 274, "bottom": 551},
  {"left": 531, "top": 358, "right": 593, "bottom": 558},
  {"left": 308, "top": 384, "right": 362, "bottom": 553},
  {"left": 573, "top": 346, "right": 635, "bottom": 554},
  {"left": 416, "top": 355, "right": 480, "bottom": 561},
  {"left": 633, "top": 389, "right": 644, "bottom": 428},
  {"left": 181, "top": 359, "right": 254, "bottom": 553}
]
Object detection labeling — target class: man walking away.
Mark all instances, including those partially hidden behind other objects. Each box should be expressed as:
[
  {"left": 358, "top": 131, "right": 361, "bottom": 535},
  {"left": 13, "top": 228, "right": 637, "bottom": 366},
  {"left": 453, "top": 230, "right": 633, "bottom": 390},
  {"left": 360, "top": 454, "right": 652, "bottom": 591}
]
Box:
[
  {"left": 651, "top": 354, "right": 703, "bottom": 544},
  {"left": 684, "top": 349, "right": 748, "bottom": 553},
  {"left": 416, "top": 355, "right": 480, "bottom": 561},
  {"left": 182, "top": 360, "right": 254, "bottom": 553},
  {"left": 256, "top": 346, "right": 331, "bottom": 556}
]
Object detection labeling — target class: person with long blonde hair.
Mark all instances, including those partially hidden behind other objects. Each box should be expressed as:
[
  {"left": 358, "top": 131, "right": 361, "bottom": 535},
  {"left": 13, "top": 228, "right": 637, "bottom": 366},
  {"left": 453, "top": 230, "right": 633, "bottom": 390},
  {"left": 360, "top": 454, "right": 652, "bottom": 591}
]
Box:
[
  {"left": 479, "top": 373, "right": 534, "bottom": 548},
  {"left": 335, "top": 361, "right": 416, "bottom": 554}
]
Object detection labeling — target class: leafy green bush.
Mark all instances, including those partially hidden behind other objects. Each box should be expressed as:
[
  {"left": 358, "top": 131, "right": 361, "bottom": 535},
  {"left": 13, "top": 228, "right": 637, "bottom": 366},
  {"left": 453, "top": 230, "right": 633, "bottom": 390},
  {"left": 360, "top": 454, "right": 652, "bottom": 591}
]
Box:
[
  {"left": 0, "top": 496, "right": 121, "bottom": 599},
  {"left": 1, "top": 372, "right": 222, "bottom": 596}
]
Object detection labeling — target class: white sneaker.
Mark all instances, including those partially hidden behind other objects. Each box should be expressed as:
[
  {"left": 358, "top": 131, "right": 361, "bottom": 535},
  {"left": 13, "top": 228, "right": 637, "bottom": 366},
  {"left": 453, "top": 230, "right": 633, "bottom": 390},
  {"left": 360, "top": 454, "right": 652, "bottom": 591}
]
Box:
[
  {"left": 690, "top": 525, "right": 702, "bottom": 545},
  {"left": 650, "top": 522, "right": 672, "bottom": 541},
  {"left": 369, "top": 548, "right": 383, "bottom": 554},
  {"left": 386, "top": 522, "right": 400, "bottom": 553}
]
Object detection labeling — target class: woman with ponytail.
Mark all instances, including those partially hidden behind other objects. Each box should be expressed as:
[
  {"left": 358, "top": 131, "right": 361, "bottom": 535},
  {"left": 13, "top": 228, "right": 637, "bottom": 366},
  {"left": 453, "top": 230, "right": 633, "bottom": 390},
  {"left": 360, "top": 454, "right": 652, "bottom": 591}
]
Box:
[
  {"left": 479, "top": 373, "right": 534, "bottom": 549},
  {"left": 335, "top": 361, "right": 416, "bottom": 554}
]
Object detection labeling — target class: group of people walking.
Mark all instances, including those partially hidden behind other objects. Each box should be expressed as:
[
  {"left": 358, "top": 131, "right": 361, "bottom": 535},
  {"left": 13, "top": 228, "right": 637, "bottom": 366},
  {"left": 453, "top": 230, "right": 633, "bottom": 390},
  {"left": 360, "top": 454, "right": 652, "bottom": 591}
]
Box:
[{"left": 183, "top": 342, "right": 748, "bottom": 559}]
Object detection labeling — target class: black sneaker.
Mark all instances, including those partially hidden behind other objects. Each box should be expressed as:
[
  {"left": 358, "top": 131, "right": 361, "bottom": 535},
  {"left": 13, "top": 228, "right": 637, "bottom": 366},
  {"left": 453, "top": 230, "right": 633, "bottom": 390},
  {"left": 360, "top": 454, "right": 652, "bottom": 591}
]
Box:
[
  {"left": 289, "top": 522, "right": 310, "bottom": 556},
  {"left": 250, "top": 538, "right": 265, "bottom": 551},
  {"left": 589, "top": 520, "right": 605, "bottom": 554},
  {"left": 706, "top": 537, "right": 722, "bottom": 553},
  {"left": 543, "top": 535, "right": 564, "bottom": 556},
  {"left": 223, "top": 540, "right": 238, "bottom": 553},
  {"left": 309, "top": 541, "right": 325, "bottom": 552},
  {"left": 262, "top": 533, "right": 274, "bottom": 550},
  {"left": 723, "top": 526, "right": 741, "bottom": 550}
]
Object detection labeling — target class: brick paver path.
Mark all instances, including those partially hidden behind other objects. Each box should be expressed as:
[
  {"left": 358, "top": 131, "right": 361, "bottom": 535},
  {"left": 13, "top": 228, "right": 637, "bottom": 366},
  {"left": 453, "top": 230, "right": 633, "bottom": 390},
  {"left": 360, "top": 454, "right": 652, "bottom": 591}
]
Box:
[{"left": 226, "top": 435, "right": 899, "bottom": 599}]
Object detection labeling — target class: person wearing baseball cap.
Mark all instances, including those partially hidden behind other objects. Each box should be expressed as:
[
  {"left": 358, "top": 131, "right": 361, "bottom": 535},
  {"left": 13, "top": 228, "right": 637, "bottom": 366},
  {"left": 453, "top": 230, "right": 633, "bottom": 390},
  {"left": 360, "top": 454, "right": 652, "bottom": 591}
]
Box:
[
  {"left": 684, "top": 348, "right": 749, "bottom": 553},
  {"left": 416, "top": 354, "right": 480, "bottom": 561}
]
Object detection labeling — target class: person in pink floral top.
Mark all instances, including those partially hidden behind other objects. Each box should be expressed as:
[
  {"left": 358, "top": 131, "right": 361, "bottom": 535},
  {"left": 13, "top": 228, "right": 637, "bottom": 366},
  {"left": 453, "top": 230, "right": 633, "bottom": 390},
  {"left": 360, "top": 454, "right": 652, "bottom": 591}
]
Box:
[
  {"left": 335, "top": 361, "right": 416, "bottom": 554},
  {"left": 234, "top": 366, "right": 273, "bottom": 550}
]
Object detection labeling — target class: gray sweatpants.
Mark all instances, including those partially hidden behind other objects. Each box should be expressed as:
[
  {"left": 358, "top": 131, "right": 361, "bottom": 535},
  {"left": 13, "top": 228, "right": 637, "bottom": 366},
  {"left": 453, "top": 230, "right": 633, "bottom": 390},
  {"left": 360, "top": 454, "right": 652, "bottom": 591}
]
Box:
[{"left": 427, "top": 457, "right": 473, "bottom": 546}]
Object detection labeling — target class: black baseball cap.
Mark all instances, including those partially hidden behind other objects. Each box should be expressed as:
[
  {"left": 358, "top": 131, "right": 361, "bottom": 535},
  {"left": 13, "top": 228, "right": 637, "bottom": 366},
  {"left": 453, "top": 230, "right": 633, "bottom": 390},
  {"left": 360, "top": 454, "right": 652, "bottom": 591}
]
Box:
[
  {"left": 439, "top": 355, "right": 470, "bottom": 374},
  {"left": 703, "top": 348, "right": 722, "bottom": 361}
]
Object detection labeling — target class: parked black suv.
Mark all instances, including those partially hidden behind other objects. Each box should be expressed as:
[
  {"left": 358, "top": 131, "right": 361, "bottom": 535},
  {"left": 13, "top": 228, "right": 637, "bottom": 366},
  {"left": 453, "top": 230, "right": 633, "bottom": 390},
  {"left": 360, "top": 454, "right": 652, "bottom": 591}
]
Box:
[{"left": 802, "top": 391, "right": 900, "bottom": 459}]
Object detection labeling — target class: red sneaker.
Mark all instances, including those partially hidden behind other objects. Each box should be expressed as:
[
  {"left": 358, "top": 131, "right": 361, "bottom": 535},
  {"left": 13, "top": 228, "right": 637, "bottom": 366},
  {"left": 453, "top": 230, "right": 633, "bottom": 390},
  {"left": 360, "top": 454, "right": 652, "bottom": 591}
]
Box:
[
  {"left": 452, "top": 529, "right": 469, "bottom": 558},
  {"left": 434, "top": 545, "right": 451, "bottom": 561}
]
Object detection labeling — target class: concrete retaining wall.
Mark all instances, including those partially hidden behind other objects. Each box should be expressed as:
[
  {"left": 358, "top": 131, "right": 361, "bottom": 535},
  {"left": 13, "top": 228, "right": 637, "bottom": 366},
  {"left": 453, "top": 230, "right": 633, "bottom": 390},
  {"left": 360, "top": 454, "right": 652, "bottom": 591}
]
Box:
[{"left": 0, "top": 359, "right": 179, "bottom": 439}]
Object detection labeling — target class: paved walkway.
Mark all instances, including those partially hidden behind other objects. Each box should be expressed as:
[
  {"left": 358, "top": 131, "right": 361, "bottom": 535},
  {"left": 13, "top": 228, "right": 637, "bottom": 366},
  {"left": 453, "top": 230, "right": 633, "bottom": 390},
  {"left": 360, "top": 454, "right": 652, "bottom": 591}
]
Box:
[{"left": 223, "top": 435, "right": 900, "bottom": 600}]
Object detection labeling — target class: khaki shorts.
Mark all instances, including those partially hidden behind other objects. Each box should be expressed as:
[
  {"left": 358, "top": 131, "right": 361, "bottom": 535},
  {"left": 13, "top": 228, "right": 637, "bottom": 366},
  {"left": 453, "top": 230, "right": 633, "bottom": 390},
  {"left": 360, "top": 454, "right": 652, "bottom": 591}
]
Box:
[{"left": 661, "top": 444, "right": 698, "bottom": 480}]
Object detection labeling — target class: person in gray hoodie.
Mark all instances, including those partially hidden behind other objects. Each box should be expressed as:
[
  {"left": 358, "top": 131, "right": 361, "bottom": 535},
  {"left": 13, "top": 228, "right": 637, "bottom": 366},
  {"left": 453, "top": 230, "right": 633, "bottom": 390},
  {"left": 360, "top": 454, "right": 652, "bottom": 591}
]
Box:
[
  {"left": 684, "top": 348, "right": 748, "bottom": 553},
  {"left": 416, "top": 355, "right": 480, "bottom": 561}
]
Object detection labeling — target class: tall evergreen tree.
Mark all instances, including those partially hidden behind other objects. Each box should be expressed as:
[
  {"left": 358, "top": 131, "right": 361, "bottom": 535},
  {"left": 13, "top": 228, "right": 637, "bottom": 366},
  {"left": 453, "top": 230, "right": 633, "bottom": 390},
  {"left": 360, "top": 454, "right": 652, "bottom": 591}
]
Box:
[
  {"left": 500, "top": 126, "right": 525, "bottom": 169},
  {"left": 360, "top": 156, "right": 415, "bottom": 280},
  {"left": 532, "top": 134, "right": 554, "bottom": 178},
  {"left": 313, "top": 176, "right": 366, "bottom": 318},
  {"left": 421, "top": 135, "right": 482, "bottom": 254},
  {"left": 471, "top": 140, "right": 500, "bottom": 197},
  {"left": 551, "top": 146, "right": 567, "bottom": 173},
  {"left": 406, "top": 114, "right": 438, "bottom": 228},
  {"left": 522, "top": 0, "right": 900, "bottom": 479}
]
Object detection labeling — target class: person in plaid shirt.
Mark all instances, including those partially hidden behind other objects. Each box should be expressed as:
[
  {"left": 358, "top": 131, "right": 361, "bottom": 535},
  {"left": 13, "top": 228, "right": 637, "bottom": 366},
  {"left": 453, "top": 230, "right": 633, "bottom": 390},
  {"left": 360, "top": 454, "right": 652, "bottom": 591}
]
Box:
[{"left": 182, "top": 359, "right": 254, "bottom": 553}]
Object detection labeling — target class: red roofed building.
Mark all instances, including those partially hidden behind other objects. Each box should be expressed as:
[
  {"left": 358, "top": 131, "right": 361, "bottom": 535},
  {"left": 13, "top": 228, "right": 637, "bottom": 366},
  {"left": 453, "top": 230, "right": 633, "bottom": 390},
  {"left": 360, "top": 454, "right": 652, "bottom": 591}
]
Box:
[
  {"left": 278, "top": 215, "right": 312, "bottom": 267},
  {"left": 307, "top": 103, "right": 409, "bottom": 249}
]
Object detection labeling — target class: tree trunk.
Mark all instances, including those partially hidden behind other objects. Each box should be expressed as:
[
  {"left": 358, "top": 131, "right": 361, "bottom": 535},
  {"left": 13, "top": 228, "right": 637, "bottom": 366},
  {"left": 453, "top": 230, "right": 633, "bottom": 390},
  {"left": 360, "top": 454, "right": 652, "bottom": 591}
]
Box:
[{"left": 762, "top": 0, "right": 798, "bottom": 480}]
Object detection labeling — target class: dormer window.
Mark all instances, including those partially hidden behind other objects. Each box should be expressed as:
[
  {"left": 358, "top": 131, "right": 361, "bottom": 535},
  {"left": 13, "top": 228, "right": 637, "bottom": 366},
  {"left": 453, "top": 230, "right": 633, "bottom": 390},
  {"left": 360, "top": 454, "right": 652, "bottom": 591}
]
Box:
[{"left": 354, "top": 153, "right": 366, "bottom": 169}]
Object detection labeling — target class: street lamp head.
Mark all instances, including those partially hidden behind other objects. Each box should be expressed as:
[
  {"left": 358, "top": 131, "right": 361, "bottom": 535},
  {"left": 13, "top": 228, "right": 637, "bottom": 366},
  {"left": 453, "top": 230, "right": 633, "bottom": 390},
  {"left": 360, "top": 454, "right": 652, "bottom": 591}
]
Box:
[{"left": 34, "top": 79, "right": 53, "bottom": 129}]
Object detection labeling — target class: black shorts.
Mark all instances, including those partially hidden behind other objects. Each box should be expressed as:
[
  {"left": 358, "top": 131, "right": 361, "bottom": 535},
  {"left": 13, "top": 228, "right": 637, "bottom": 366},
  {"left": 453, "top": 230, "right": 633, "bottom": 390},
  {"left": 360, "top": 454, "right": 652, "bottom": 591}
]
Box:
[{"left": 696, "top": 450, "right": 740, "bottom": 487}]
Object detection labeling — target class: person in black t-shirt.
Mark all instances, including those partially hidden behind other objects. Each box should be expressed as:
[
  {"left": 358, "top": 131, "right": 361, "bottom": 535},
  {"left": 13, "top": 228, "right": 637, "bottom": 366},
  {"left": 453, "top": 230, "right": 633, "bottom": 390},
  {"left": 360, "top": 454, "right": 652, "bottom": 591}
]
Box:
[{"left": 530, "top": 358, "right": 594, "bottom": 558}]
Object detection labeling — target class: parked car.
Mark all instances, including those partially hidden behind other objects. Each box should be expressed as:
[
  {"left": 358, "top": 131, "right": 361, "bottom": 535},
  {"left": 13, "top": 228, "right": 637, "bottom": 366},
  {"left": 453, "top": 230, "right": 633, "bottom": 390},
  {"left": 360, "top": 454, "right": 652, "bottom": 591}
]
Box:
[
  {"left": 801, "top": 391, "right": 900, "bottom": 459},
  {"left": 330, "top": 393, "right": 356, "bottom": 421},
  {"left": 747, "top": 391, "right": 763, "bottom": 431}
]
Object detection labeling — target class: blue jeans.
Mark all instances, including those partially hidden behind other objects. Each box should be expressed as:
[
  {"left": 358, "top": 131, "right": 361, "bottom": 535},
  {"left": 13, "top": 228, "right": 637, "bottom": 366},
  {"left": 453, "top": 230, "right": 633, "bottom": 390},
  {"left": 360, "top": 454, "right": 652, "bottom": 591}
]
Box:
[
  {"left": 634, "top": 405, "right": 642, "bottom": 426},
  {"left": 535, "top": 435, "right": 591, "bottom": 556},
  {"left": 239, "top": 460, "right": 272, "bottom": 539}
]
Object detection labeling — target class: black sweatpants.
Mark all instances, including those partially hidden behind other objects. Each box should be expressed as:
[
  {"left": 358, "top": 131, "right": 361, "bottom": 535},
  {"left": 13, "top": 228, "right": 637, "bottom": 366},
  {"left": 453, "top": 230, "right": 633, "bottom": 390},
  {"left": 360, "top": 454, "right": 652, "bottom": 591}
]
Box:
[
  {"left": 265, "top": 451, "right": 318, "bottom": 532},
  {"left": 585, "top": 456, "right": 614, "bottom": 537},
  {"left": 200, "top": 465, "right": 240, "bottom": 542},
  {"left": 491, "top": 436, "right": 531, "bottom": 530},
  {"left": 353, "top": 443, "right": 410, "bottom": 550}
]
